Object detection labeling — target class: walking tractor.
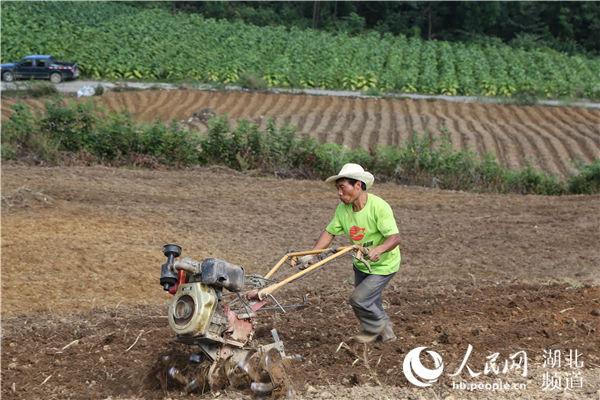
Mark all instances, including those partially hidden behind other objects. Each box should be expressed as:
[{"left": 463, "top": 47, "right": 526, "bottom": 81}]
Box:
[{"left": 158, "top": 243, "right": 372, "bottom": 396}]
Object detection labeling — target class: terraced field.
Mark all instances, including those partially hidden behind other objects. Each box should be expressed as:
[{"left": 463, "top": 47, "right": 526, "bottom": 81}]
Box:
[{"left": 2, "top": 90, "right": 599, "bottom": 176}]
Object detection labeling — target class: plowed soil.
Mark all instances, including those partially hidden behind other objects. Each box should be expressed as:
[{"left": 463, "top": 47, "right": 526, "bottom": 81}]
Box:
[
  {"left": 2, "top": 89, "right": 599, "bottom": 177},
  {"left": 1, "top": 165, "right": 599, "bottom": 399}
]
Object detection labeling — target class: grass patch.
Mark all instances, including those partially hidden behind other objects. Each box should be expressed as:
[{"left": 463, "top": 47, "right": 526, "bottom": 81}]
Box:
[
  {"left": 110, "top": 83, "right": 144, "bottom": 92},
  {"left": 1, "top": 81, "right": 59, "bottom": 99},
  {"left": 238, "top": 71, "right": 268, "bottom": 91},
  {"left": 363, "top": 87, "right": 382, "bottom": 97}
]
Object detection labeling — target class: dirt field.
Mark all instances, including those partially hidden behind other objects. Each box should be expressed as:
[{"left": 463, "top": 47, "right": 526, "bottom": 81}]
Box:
[
  {"left": 2, "top": 89, "right": 599, "bottom": 177},
  {"left": 1, "top": 165, "right": 599, "bottom": 399}
]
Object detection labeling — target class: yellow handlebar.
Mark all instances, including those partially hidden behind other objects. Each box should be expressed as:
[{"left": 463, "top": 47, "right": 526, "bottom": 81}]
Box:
[{"left": 254, "top": 245, "right": 371, "bottom": 300}]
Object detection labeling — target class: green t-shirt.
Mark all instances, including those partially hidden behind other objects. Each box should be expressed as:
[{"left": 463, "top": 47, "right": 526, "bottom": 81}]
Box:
[{"left": 326, "top": 193, "right": 401, "bottom": 275}]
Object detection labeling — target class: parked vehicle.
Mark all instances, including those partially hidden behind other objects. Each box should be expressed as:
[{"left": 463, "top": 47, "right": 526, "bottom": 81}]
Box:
[{"left": 1, "top": 55, "right": 79, "bottom": 83}]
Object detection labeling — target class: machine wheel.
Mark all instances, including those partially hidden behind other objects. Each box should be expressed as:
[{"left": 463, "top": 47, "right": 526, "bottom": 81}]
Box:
[
  {"left": 2, "top": 71, "right": 15, "bottom": 82},
  {"left": 50, "top": 72, "right": 62, "bottom": 84}
]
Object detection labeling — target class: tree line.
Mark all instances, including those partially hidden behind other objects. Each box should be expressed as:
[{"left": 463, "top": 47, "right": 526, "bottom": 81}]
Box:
[{"left": 129, "top": 1, "right": 600, "bottom": 56}]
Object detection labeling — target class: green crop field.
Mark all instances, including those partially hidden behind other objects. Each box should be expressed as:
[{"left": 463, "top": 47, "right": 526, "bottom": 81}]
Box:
[{"left": 2, "top": 1, "right": 599, "bottom": 99}]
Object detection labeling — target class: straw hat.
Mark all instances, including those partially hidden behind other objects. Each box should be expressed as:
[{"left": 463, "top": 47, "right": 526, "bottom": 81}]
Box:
[{"left": 325, "top": 163, "right": 374, "bottom": 190}]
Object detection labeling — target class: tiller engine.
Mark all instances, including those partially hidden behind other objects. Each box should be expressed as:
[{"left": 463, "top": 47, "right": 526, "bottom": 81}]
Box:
[{"left": 158, "top": 243, "right": 371, "bottom": 396}]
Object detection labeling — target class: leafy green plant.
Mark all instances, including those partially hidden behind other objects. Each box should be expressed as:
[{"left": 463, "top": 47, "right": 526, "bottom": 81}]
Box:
[
  {"left": 567, "top": 157, "right": 600, "bottom": 194},
  {"left": 94, "top": 84, "right": 105, "bottom": 96},
  {"left": 364, "top": 86, "right": 382, "bottom": 96},
  {"left": 508, "top": 89, "right": 539, "bottom": 106}
]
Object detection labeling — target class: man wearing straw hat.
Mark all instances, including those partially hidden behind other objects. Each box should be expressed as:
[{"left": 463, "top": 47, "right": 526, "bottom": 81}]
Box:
[{"left": 301, "top": 163, "right": 402, "bottom": 343}]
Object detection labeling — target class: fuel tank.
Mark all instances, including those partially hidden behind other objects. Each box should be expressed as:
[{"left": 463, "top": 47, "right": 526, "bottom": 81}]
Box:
[{"left": 200, "top": 258, "right": 245, "bottom": 292}]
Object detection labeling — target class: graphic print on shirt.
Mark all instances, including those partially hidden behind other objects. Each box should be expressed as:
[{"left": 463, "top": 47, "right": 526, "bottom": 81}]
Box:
[{"left": 349, "top": 225, "right": 366, "bottom": 242}]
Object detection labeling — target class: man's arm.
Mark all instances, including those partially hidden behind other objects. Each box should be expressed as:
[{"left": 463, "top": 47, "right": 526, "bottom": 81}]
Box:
[
  {"left": 366, "top": 233, "right": 401, "bottom": 262},
  {"left": 312, "top": 229, "right": 335, "bottom": 250}
]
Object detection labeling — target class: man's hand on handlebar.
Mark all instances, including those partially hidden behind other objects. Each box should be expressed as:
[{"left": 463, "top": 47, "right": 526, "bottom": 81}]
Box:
[
  {"left": 366, "top": 247, "right": 383, "bottom": 262},
  {"left": 298, "top": 254, "right": 315, "bottom": 270}
]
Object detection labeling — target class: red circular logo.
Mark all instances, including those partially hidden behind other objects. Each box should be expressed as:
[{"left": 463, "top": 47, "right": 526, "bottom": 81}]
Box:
[{"left": 350, "top": 226, "right": 366, "bottom": 241}]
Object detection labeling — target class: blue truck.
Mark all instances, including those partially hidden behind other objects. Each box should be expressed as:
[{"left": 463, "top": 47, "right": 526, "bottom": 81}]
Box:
[{"left": 1, "top": 55, "right": 79, "bottom": 83}]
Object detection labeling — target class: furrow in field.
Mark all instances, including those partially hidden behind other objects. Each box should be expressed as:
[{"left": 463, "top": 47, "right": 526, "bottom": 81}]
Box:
[
  {"left": 243, "top": 93, "right": 267, "bottom": 121},
  {"left": 352, "top": 99, "right": 369, "bottom": 148},
  {"left": 501, "top": 125, "right": 532, "bottom": 171},
  {"left": 431, "top": 102, "right": 457, "bottom": 151},
  {"left": 299, "top": 96, "right": 320, "bottom": 137},
  {"left": 194, "top": 91, "right": 219, "bottom": 113},
  {"left": 174, "top": 90, "right": 202, "bottom": 120},
  {"left": 414, "top": 99, "right": 434, "bottom": 135},
  {"left": 445, "top": 102, "right": 469, "bottom": 151},
  {"left": 296, "top": 114, "right": 308, "bottom": 134},
  {"left": 284, "top": 94, "right": 308, "bottom": 131},
  {"left": 464, "top": 120, "right": 488, "bottom": 160},
  {"left": 104, "top": 91, "right": 127, "bottom": 115},
  {"left": 268, "top": 94, "right": 292, "bottom": 131},
  {"left": 379, "top": 98, "right": 395, "bottom": 147},
  {"left": 137, "top": 90, "right": 171, "bottom": 121},
  {"left": 354, "top": 98, "right": 371, "bottom": 149},
  {"left": 134, "top": 90, "right": 152, "bottom": 120},
  {"left": 309, "top": 95, "right": 333, "bottom": 143},
  {"left": 330, "top": 98, "right": 354, "bottom": 145},
  {"left": 98, "top": 92, "right": 117, "bottom": 113},
  {"left": 195, "top": 91, "right": 211, "bottom": 110},
  {"left": 256, "top": 93, "right": 279, "bottom": 118},
  {"left": 405, "top": 99, "right": 425, "bottom": 137},
  {"left": 563, "top": 106, "right": 600, "bottom": 126},
  {"left": 544, "top": 121, "right": 598, "bottom": 164},
  {"left": 217, "top": 90, "right": 242, "bottom": 117},
  {"left": 295, "top": 95, "right": 318, "bottom": 133},
  {"left": 250, "top": 93, "right": 279, "bottom": 130},
  {"left": 489, "top": 116, "right": 527, "bottom": 172},
  {"left": 453, "top": 117, "right": 477, "bottom": 157},
  {"left": 268, "top": 93, "right": 291, "bottom": 117},
  {"left": 554, "top": 107, "right": 600, "bottom": 143},
  {"left": 466, "top": 103, "right": 505, "bottom": 161},
  {"left": 370, "top": 99, "right": 383, "bottom": 148},
  {"left": 508, "top": 106, "right": 567, "bottom": 175},
  {"left": 495, "top": 106, "right": 553, "bottom": 172},
  {"left": 121, "top": 92, "right": 136, "bottom": 118},
  {"left": 534, "top": 107, "right": 599, "bottom": 161},
  {"left": 319, "top": 97, "right": 341, "bottom": 144},
  {"left": 534, "top": 104, "right": 596, "bottom": 145},
  {"left": 485, "top": 122, "right": 509, "bottom": 166},
  {"left": 227, "top": 91, "right": 254, "bottom": 119},
  {"left": 526, "top": 123, "right": 570, "bottom": 176},
  {"left": 478, "top": 103, "right": 515, "bottom": 164},
  {"left": 323, "top": 97, "right": 345, "bottom": 144},
  {"left": 391, "top": 99, "right": 413, "bottom": 145},
  {"left": 522, "top": 106, "right": 586, "bottom": 173}
]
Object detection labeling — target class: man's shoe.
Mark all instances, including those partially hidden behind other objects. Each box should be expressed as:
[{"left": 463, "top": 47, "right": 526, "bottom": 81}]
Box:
[
  {"left": 354, "top": 326, "right": 385, "bottom": 344},
  {"left": 381, "top": 322, "right": 396, "bottom": 343}
]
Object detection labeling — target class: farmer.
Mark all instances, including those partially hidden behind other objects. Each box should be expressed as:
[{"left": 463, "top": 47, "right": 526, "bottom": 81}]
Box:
[{"left": 301, "top": 163, "right": 401, "bottom": 343}]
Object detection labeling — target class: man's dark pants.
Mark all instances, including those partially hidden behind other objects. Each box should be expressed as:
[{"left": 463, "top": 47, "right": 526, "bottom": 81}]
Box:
[{"left": 350, "top": 265, "right": 396, "bottom": 333}]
